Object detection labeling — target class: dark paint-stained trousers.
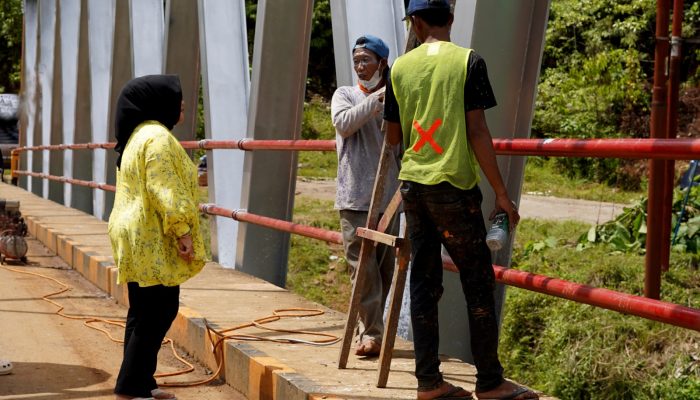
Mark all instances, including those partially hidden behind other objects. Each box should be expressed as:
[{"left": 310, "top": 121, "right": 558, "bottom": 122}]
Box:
[{"left": 400, "top": 181, "right": 504, "bottom": 393}]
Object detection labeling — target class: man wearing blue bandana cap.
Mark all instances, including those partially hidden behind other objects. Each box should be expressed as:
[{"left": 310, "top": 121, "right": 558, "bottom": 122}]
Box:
[
  {"left": 384, "top": 0, "right": 538, "bottom": 399},
  {"left": 331, "top": 34, "right": 400, "bottom": 358}
]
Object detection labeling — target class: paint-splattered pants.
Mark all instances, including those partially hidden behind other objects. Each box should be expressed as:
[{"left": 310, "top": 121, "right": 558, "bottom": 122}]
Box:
[{"left": 400, "top": 181, "right": 504, "bottom": 392}]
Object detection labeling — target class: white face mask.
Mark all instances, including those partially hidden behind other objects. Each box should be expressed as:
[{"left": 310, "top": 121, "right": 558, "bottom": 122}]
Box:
[{"left": 359, "top": 68, "right": 384, "bottom": 91}]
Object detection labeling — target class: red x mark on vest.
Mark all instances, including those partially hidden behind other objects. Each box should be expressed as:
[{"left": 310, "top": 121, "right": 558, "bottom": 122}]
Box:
[{"left": 412, "top": 119, "right": 443, "bottom": 154}]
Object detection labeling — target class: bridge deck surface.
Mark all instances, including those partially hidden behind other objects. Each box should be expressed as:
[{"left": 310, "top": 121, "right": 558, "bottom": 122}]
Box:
[{"left": 0, "top": 182, "right": 555, "bottom": 400}]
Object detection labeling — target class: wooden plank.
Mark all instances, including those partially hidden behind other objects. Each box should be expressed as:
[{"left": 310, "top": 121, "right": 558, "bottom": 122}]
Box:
[
  {"left": 377, "top": 188, "right": 402, "bottom": 234},
  {"left": 377, "top": 239, "right": 411, "bottom": 387},
  {"left": 356, "top": 227, "right": 402, "bottom": 247}
]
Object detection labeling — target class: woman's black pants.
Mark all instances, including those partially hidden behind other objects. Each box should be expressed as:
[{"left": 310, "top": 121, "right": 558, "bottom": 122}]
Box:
[{"left": 114, "top": 282, "right": 180, "bottom": 397}]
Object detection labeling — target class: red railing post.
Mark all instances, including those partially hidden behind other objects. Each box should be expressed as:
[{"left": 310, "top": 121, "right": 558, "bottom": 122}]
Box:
[
  {"left": 645, "top": 0, "right": 671, "bottom": 299},
  {"left": 662, "top": 0, "right": 684, "bottom": 272}
]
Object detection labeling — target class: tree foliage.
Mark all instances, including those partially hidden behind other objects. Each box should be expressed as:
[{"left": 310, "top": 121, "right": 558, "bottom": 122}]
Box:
[
  {"left": 0, "top": 0, "right": 22, "bottom": 93},
  {"left": 534, "top": 0, "right": 700, "bottom": 186},
  {"left": 244, "top": 0, "right": 336, "bottom": 99}
]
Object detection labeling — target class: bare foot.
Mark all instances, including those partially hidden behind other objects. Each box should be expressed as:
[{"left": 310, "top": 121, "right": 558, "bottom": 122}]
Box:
[
  {"left": 354, "top": 339, "right": 381, "bottom": 357},
  {"left": 476, "top": 380, "right": 538, "bottom": 399},
  {"left": 417, "top": 381, "right": 473, "bottom": 400}
]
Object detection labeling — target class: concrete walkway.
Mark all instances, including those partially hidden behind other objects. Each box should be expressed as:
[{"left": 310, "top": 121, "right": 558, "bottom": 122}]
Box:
[{"left": 0, "top": 182, "right": 556, "bottom": 400}]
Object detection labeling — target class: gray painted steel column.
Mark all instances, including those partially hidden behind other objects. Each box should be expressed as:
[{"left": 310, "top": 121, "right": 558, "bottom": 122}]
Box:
[
  {"left": 236, "top": 0, "right": 314, "bottom": 287},
  {"left": 162, "top": 0, "right": 198, "bottom": 182},
  {"left": 104, "top": 0, "right": 133, "bottom": 219},
  {"left": 20, "top": 0, "right": 39, "bottom": 191},
  {"left": 71, "top": 0, "right": 93, "bottom": 214},
  {"left": 330, "top": 0, "right": 406, "bottom": 87},
  {"left": 36, "top": 0, "right": 57, "bottom": 197},
  {"left": 198, "top": 0, "right": 250, "bottom": 268},
  {"left": 87, "top": 0, "right": 116, "bottom": 220},
  {"left": 435, "top": 0, "right": 551, "bottom": 363},
  {"left": 164, "top": 0, "right": 200, "bottom": 142},
  {"left": 129, "top": 0, "right": 164, "bottom": 77},
  {"left": 48, "top": 1, "right": 63, "bottom": 203},
  {"left": 59, "top": 0, "right": 80, "bottom": 206}
]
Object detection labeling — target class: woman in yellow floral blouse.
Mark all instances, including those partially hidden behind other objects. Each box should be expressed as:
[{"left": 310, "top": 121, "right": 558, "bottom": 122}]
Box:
[{"left": 109, "top": 75, "right": 206, "bottom": 400}]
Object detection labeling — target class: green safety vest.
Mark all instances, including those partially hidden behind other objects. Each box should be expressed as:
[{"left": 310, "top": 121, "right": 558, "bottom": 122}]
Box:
[{"left": 391, "top": 41, "right": 480, "bottom": 190}]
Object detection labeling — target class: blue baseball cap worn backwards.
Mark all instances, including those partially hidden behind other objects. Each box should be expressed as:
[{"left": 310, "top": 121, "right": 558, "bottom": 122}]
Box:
[
  {"left": 406, "top": 0, "right": 450, "bottom": 16},
  {"left": 353, "top": 35, "right": 390, "bottom": 60}
]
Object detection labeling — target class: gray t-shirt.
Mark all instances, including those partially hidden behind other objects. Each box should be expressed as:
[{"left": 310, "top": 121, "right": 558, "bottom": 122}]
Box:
[{"left": 331, "top": 85, "right": 400, "bottom": 211}]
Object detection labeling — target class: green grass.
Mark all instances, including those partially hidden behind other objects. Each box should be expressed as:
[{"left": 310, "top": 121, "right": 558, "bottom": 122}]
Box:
[
  {"left": 287, "top": 197, "right": 349, "bottom": 311},
  {"left": 522, "top": 157, "right": 645, "bottom": 204},
  {"left": 298, "top": 97, "right": 337, "bottom": 178},
  {"left": 502, "top": 218, "right": 700, "bottom": 400}
]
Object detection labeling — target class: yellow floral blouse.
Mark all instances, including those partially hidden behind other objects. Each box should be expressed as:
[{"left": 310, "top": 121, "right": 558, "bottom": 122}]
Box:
[{"left": 108, "top": 121, "right": 206, "bottom": 287}]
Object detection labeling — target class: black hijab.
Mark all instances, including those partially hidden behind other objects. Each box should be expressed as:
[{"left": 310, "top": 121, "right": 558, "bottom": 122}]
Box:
[{"left": 114, "top": 74, "right": 182, "bottom": 168}]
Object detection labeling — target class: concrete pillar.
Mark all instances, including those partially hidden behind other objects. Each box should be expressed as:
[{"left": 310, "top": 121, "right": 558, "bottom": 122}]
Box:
[
  {"left": 236, "top": 0, "right": 314, "bottom": 287},
  {"left": 87, "top": 0, "right": 116, "bottom": 220},
  {"left": 129, "top": 0, "right": 164, "bottom": 77},
  {"left": 164, "top": 0, "right": 200, "bottom": 142},
  {"left": 330, "top": 0, "right": 406, "bottom": 87},
  {"left": 58, "top": 0, "right": 81, "bottom": 206},
  {"left": 435, "top": 0, "right": 551, "bottom": 363},
  {"left": 48, "top": 0, "right": 63, "bottom": 204},
  {"left": 71, "top": 0, "right": 93, "bottom": 214},
  {"left": 198, "top": 0, "right": 250, "bottom": 268},
  {"left": 35, "top": 0, "right": 58, "bottom": 197},
  {"left": 19, "top": 0, "right": 40, "bottom": 191},
  {"left": 104, "top": 0, "right": 133, "bottom": 222}
]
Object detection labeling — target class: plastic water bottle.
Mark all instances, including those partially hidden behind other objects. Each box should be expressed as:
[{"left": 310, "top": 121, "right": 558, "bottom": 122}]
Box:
[{"left": 486, "top": 212, "right": 509, "bottom": 251}]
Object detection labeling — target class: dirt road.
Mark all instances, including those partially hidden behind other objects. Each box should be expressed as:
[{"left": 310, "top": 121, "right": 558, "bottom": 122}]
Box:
[
  {"left": 296, "top": 178, "right": 626, "bottom": 225},
  {"left": 0, "top": 238, "right": 245, "bottom": 400}
]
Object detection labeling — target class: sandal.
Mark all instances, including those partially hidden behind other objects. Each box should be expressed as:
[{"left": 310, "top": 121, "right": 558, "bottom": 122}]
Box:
[
  {"left": 418, "top": 382, "right": 473, "bottom": 400},
  {"left": 151, "top": 389, "right": 177, "bottom": 400},
  {"left": 477, "top": 385, "right": 538, "bottom": 400},
  {"left": 0, "top": 360, "right": 12, "bottom": 375}
]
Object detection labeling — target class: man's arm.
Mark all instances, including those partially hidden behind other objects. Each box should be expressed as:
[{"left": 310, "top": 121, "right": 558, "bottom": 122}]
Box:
[
  {"left": 386, "top": 121, "right": 402, "bottom": 146},
  {"left": 466, "top": 109, "right": 519, "bottom": 230},
  {"left": 331, "top": 87, "right": 384, "bottom": 138}
]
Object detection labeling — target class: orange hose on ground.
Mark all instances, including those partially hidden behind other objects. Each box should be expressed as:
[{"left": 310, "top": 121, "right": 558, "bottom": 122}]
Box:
[{"left": 0, "top": 263, "right": 339, "bottom": 388}]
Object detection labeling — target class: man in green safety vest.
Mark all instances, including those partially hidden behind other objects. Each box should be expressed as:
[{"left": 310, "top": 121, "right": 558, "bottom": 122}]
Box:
[{"left": 384, "top": 1, "right": 538, "bottom": 399}]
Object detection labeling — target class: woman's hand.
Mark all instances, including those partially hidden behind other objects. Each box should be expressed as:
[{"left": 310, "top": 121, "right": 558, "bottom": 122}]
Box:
[{"left": 177, "top": 233, "right": 194, "bottom": 262}]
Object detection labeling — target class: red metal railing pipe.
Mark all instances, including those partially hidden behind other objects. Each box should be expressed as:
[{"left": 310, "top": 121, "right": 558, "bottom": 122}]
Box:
[
  {"left": 13, "top": 170, "right": 116, "bottom": 192},
  {"left": 12, "top": 170, "right": 700, "bottom": 331},
  {"left": 14, "top": 142, "right": 116, "bottom": 152},
  {"left": 199, "top": 203, "right": 343, "bottom": 245},
  {"left": 441, "top": 257, "right": 700, "bottom": 331},
  {"left": 180, "top": 139, "right": 337, "bottom": 152},
  {"left": 493, "top": 138, "right": 700, "bottom": 160},
  {"left": 12, "top": 138, "right": 700, "bottom": 160}
]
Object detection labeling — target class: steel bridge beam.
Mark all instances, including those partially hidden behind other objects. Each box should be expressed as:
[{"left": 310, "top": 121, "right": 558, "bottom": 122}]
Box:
[
  {"left": 330, "top": 0, "right": 406, "bottom": 87},
  {"left": 165, "top": 0, "right": 200, "bottom": 142},
  {"left": 58, "top": 0, "right": 80, "bottom": 206},
  {"left": 236, "top": 0, "right": 314, "bottom": 287},
  {"left": 87, "top": 0, "right": 116, "bottom": 220},
  {"left": 20, "top": 0, "right": 39, "bottom": 192},
  {"left": 197, "top": 0, "right": 250, "bottom": 268},
  {"left": 104, "top": 0, "right": 133, "bottom": 221}
]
